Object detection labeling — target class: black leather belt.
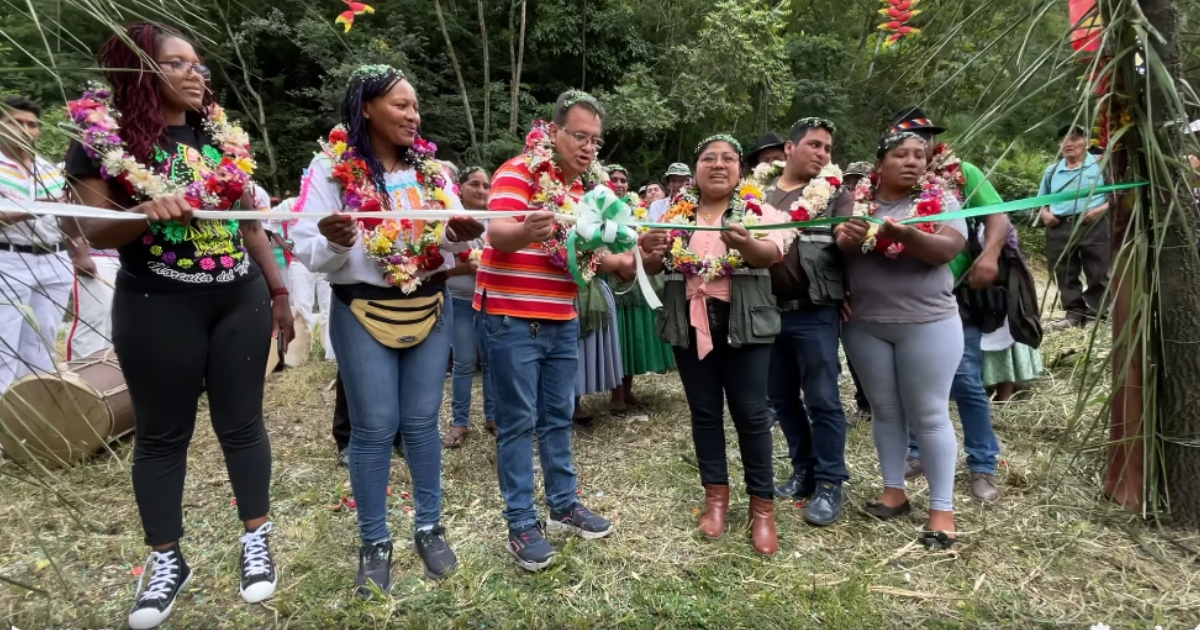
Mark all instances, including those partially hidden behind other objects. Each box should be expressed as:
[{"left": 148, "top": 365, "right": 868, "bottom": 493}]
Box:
[
  {"left": 777, "top": 299, "right": 806, "bottom": 312},
  {"left": 0, "top": 241, "right": 65, "bottom": 255}
]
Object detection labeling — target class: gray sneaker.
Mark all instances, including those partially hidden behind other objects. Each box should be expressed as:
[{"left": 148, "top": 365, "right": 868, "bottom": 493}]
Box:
[
  {"left": 970, "top": 472, "right": 1000, "bottom": 502},
  {"left": 355, "top": 541, "right": 393, "bottom": 599},
  {"left": 904, "top": 457, "right": 924, "bottom": 480}
]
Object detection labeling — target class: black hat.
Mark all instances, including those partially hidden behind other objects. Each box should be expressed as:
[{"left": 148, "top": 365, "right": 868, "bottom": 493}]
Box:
[
  {"left": 1057, "top": 123, "right": 1089, "bottom": 138},
  {"left": 888, "top": 106, "right": 946, "bottom": 136},
  {"left": 745, "top": 132, "right": 786, "bottom": 164}
]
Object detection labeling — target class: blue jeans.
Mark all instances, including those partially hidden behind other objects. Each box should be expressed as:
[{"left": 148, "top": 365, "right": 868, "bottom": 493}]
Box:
[
  {"left": 330, "top": 293, "right": 450, "bottom": 543},
  {"left": 908, "top": 321, "right": 1000, "bottom": 474},
  {"left": 476, "top": 305, "right": 579, "bottom": 532},
  {"left": 767, "top": 306, "right": 850, "bottom": 484},
  {"left": 450, "top": 297, "right": 496, "bottom": 427}
]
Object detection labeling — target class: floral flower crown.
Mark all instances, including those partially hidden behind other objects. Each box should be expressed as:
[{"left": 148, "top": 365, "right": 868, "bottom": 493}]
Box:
[
  {"left": 695, "top": 134, "right": 743, "bottom": 156},
  {"left": 792, "top": 117, "right": 838, "bottom": 134},
  {"left": 561, "top": 89, "right": 604, "bottom": 116},
  {"left": 878, "top": 130, "right": 926, "bottom": 157},
  {"left": 605, "top": 163, "right": 628, "bottom": 176},
  {"left": 352, "top": 64, "right": 403, "bottom": 81}
]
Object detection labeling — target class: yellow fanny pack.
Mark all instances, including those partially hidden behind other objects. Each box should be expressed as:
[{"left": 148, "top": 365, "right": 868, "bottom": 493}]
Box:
[{"left": 348, "top": 292, "right": 445, "bottom": 349}]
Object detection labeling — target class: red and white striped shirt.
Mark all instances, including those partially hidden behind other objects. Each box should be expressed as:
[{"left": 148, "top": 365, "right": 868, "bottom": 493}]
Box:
[{"left": 473, "top": 156, "right": 579, "bottom": 321}]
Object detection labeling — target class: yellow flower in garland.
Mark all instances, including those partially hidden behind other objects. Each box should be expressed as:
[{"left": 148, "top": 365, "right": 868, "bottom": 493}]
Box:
[
  {"left": 233, "top": 157, "right": 255, "bottom": 175},
  {"left": 365, "top": 228, "right": 396, "bottom": 257}
]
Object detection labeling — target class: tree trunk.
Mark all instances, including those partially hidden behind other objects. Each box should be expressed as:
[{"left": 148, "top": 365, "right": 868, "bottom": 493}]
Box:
[
  {"left": 434, "top": 0, "right": 479, "bottom": 161},
  {"left": 509, "top": 0, "right": 527, "bottom": 134},
  {"left": 1140, "top": 0, "right": 1200, "bottom": 526},
  {"left": 477, "top": 0, "right": 491, "bottom": 148}
]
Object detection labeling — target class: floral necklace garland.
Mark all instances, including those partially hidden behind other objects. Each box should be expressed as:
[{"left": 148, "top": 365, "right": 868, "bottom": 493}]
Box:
[
  {"left": 67, "top": 83, "right": 256, "bottom": 273},
  {"left": 851, "top": 171, "right": 945, "bottom": 258},
  {"left": 662, "top": 180, "right": 766, "bottom": 282},
  {"left": 522, "top": 119, "right": 609, "bottom": 273},
  {"left": 928, "top": 143, "right": 966, "bottom": 201},
  {"left": 749, "top": 160, "right": 843, "bottom": 221},
  {"left": 320, "top": 125, "right": 453, "bottom": 294}
]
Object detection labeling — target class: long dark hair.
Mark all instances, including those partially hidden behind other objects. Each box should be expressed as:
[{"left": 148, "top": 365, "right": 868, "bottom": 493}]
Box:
[
  {"left": 341, "top": 65, "right": 408, "bottom": 209},
  {"left": 97, "top": 22, "right": 214, "bottom": 163}
]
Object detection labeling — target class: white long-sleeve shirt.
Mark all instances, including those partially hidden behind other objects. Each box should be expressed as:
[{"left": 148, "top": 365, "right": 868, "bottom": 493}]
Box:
[{"left": 290, "top": 155, "right": 468, "bottom": 288}]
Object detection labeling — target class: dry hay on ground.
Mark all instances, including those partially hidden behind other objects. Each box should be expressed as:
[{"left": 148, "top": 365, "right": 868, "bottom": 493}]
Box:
[{"left": 2, "top": 322, "right": 1200, "bottom": 629}]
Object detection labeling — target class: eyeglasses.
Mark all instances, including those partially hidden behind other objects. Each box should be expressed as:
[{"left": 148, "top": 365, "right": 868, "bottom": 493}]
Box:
[
  {"left": 561, "top": 128, "right": 604, "bottom": 150},
  {"left": 157, "top": 60, "right": 211, "bottom": 80}
]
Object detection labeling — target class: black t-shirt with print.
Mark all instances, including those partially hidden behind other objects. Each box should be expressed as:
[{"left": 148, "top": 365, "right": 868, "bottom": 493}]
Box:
[{"left": 65, "top": 124, "right": 260, "bottom": 293}]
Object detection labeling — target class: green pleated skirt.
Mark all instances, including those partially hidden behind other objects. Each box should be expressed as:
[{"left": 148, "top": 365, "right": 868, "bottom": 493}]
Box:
[{"left": 615, "top": 303, "right": 676, "bottom": 376}]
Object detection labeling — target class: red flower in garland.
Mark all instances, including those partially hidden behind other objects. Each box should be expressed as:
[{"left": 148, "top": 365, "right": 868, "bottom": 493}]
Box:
[
  {"left": 361, "top": 198, "right": 382, "bottom": 212},
  {"left": 329, "top": 127, "right": 348, "bottom": 144},
  {"left": 420, "top": 245, "right": 445, "bottom": 271}
]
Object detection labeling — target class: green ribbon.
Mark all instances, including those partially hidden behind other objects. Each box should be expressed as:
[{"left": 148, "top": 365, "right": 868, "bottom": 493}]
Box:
[
  {"left": 634, "top": 181, "right": 1146, "bottom": 232},
  {"left": 566, "top": 187, "right": 664, "bottom": 309}
]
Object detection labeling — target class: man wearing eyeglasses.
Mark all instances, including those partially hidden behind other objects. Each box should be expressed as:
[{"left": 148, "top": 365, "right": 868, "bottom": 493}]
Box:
[{"left": 0, "top": 96, "right": 90, "bottom": 391}]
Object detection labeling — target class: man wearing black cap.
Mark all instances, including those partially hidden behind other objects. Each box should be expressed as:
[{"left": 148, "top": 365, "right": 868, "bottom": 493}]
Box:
[
  {"left": 746, "top": 132, "right": 787, "bottom": 171},
  {"left": 1038, "top": 124, "right": 1110, "bottom": 329},
  {"left": 762, "top": 117, "right": 850, "bottom": 525},
  {"left": 887, "top": 106, "right": 1006, "bottom": 502}
]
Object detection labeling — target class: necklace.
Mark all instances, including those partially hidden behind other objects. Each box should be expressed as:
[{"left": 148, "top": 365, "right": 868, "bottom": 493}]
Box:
[
  {"left": 662, "top": 180, "right": 769, "bottom": 281},
  {"left": 320, "top": 125, "right": 453, "bottom": 293},
  {"left": 852, "top": 171, "right": 946, "bottom": 258}
]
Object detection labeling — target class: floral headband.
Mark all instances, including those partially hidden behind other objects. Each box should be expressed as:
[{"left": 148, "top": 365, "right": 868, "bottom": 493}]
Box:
[
  {"left": 352, "top": 64, "right": 404, "bottom": 81},
  {"left": 793, "top": 116, "right": 837, "bottom": 134},
  {"left": 606, "top": 163, "right": 629, "bottom": 175},
  {"left": 877, "top": 131, "right": 926, "bottom": 157},
  {"left": 563, "top": 89, "right": 605, "bottom": 116},
  {"left": 695, "top": 134, "right": 743, "bottom": 156}
]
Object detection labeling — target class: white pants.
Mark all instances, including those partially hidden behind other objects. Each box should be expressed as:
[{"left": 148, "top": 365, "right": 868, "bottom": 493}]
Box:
[
  {"left": 288, "top": 262, "right": 334, "bottom": 360},
  {"left": 0, "top": 249, "right": 73, "bottom": 392},
  {"left": 66, "top": 256, "right": 121, "bottom": 361}
]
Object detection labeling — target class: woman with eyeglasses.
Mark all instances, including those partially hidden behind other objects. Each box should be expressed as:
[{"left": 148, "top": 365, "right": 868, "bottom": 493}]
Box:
[
  {"left": 640, "top": 135, "right": 790, "bottom": 555},
  {"left": 65, "top": 22, "right": 292, "bottom": 629},
  {"left": 834, "top": 131, "right": 967, "bottom": 549},
  {"left": 442, "top": 166, "right": 497, "bottom": 447}
]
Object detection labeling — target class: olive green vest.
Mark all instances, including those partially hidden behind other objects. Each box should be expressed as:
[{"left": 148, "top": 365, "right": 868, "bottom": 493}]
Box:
[
  {"left": 655, "top": 268, "right": 781, "bottom": 350},
  {"left": 763, "top": 177, "right": 846, "bottom": 306}
]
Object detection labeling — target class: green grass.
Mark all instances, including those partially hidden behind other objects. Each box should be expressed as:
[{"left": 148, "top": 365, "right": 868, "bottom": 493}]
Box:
[{"left": 3, "top": 313, "right": 1200, "bottom": 629}]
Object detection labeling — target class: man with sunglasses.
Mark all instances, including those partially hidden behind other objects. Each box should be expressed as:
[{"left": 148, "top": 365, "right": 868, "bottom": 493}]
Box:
[{"left": 0, "top": 96, "right": 91, "bottom": 392}]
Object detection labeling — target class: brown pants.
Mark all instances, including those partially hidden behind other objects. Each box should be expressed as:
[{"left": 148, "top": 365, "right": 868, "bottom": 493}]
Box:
[{"left": 1045, "top": 214, "right": 1111, "bottom": 322}]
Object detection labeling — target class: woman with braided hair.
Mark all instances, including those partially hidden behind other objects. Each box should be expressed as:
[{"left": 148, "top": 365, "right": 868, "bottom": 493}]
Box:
[
  {"left": 291, "top": 65, "right": 483, "bottom": 592},
  {"left": 66, "top": 22, "right": 293, "bottom": 629},
  {"left": 641, "top": 135, "right": 790, "bottom": 555}
]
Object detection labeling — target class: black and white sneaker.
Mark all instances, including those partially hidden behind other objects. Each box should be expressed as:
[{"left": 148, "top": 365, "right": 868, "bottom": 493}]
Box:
[
  {"left": 239, "top": 522, "right": 277, "bottom": 603},
  {"left": 127, "top": 545, "right": 192, "bottom": 630},
  {"left": 507, "top": 522, "right": 557, "bottom": 571},
  {"left": 414, "top": 525, "right": 458, "bottom": 580},
  {"left": 355, "top": 541, "right": 394, "bottom": 599},
  {"left": 547, "top": 503, "right": 614, "bottom": 539}
]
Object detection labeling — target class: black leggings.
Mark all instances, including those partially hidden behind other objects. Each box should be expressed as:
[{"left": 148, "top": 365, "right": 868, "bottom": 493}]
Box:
[
  {"left": 673, "top": 300, "right": 775, "bottom": 499},
  {"left": 112, "top": 276, "right": 273, "bottom": 546}
]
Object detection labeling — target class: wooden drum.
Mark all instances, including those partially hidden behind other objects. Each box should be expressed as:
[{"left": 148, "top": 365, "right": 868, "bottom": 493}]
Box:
[{"left": 0, "top": 349, "right": 134, "bottom": 467}]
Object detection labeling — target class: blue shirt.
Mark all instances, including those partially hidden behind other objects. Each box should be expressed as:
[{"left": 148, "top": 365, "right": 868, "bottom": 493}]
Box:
[{"left": 1039, "top": 154, "right": 1107, "bottom": 217}]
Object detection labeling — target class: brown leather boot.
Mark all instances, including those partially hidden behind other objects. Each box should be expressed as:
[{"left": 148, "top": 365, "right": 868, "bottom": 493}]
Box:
[
  {"left": 749, "top": 496, "right": 778, "bottom": 556},
  {"left": 699, "top": 484, "right": 730, "bottom": 539}
]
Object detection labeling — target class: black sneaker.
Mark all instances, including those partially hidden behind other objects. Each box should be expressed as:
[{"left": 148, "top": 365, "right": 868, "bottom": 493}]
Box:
[
  {"left": 127, "top": 545, "right": 192, "bottom": 630},
  {"left": 804, "top": 482, "right": 843, "bottom": 527},
  {"left": 355, "top": 541, "right": 394, "bottom": 599},
  {"left": 239, "top": 522, "right": 277, "bottom": 603},
  {"left": 547, "top": 503, "right": 614, "bottom": 539},
  {"left": 337, "top": 447, "right": 349, "bottom": 467},
  {"left": 414, "top": 525, "right": 458, "bottom": 580},
  {"left": 774, "top": 470, "right": 815, "bottom": 500},
  {"left": 507, "top": 522, "right": 557, "bottom": 571}
]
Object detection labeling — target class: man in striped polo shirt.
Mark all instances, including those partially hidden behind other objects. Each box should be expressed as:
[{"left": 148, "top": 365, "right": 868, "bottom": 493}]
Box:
[
  {"left": 474, "top": 91, "right": 616, "bottom": 571},
  {"left": 0, "top": 96, "right": 90, "bottom": 391}
]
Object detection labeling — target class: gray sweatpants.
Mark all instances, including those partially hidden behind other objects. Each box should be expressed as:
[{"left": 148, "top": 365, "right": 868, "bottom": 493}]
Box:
[{"left": 843, "top": 317, "right": 963, "bottom": 512}]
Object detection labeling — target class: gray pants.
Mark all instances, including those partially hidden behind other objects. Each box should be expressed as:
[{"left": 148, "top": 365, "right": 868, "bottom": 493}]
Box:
[
  {"left": 843, "top": 317, "right": 963, "bottom": 512},
  {"left": 1045, "top": 214, "right": 1111, "bottom": 322}
]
